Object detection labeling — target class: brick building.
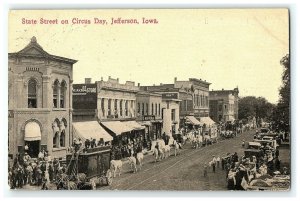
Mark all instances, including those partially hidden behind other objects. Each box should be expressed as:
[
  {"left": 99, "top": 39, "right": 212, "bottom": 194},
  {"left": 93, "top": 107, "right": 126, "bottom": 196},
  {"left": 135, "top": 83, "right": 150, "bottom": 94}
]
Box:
[
  {"left": 8, "top": 37, "right": 77, "bottom": 158},
  {"left": 209, "top": 88, "right": 239, "bottom": 123}
]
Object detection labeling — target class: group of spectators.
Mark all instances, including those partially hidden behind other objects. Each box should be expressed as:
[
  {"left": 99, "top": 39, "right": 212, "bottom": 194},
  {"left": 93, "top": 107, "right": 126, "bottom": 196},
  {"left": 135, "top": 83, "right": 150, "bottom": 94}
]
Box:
[
  {"left": 110, "top": 136, "right": 145, "bottom": 160},
  {"left": 8, "top": 150, "right": 66, "bottom": 189}
]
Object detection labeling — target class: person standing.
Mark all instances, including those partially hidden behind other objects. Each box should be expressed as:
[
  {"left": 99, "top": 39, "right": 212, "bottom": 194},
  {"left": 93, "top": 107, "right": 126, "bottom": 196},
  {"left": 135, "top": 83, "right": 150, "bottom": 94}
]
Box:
[
  {"left": 216, "top": 156, "right": 221, "bottom": 168},
  {"left": 203, "top": 163, "right": 208, "bottom": 177},
  {"left": 212, "top": 155, "right": 217, "bottom": 173}
]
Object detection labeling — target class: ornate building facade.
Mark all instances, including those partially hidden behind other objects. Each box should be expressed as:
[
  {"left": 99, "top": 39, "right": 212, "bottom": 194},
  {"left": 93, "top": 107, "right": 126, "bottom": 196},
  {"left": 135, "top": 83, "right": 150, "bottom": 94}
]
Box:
[{"left": 8, "top": 37, "right": 76, "bottom": 158}]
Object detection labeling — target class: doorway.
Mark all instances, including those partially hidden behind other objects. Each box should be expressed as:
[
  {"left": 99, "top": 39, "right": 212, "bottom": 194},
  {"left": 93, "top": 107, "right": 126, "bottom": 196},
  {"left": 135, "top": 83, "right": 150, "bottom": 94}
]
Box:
[{"left": 25, "top": 140, "right": 40, "bottom": 158}]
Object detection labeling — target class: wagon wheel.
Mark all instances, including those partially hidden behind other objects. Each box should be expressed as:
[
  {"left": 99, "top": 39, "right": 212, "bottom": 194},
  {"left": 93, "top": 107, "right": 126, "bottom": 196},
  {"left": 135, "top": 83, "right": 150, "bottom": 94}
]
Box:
[{"left": 106, "top": 169, "right": 113, "bottom": 186}]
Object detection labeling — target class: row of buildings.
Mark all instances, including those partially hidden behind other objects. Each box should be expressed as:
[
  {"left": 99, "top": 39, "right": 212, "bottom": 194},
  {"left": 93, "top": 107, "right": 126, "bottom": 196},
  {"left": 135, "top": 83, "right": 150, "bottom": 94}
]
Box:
[{"left": 8, "top": 37, "right": 239, "bottom": 159}]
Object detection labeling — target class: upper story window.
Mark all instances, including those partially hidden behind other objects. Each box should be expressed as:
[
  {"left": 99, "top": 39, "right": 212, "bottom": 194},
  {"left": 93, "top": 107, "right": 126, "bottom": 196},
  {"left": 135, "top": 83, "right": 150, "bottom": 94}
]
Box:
[
  {"left": 171, "top": 109, "right": 176, "bottom": 121},
  {"left": 146, "top": 103, "right": 148, "bottom": 115},
  {"left": 152, "top": 103, "right": 154, "bottom": 115},
  {"left": 125, "top": 101, "right": 128, "bottom": 116},
  {"left": 108, "top": 99, "right": 112, "bottom": 116},
  {"left": 120, "top": 100, "right": 123, "bottom": 116},
  {"left": 28, "top": 79, "right": 37, "bottom": 108},
  {"left": 60, "top": 81, "right": 66, "bottom": 108},
  {"left": 155, "top": 103, "right": 158, "bottom": 115},
  {"left": 158, "top": 104, "right": 161, "bottom": 115},
  {"left": 142, "top": 103, "right": 144, "bottom": 116},
  {"left": 53, "top": 80, "right": 59, "bottom": 108}
]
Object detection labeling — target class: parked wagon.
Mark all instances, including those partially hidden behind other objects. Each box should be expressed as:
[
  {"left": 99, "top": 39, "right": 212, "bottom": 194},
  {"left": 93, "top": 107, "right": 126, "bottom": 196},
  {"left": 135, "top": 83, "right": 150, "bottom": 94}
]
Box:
[{"left": 65, "top": 145, "right": 113, "bottom": 188}]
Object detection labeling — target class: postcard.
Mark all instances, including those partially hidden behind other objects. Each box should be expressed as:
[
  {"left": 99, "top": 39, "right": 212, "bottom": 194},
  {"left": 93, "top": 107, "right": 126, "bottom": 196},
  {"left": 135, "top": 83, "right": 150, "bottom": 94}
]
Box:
[{"left": 8, "top": 9, "right": 290, "bottom": 191}]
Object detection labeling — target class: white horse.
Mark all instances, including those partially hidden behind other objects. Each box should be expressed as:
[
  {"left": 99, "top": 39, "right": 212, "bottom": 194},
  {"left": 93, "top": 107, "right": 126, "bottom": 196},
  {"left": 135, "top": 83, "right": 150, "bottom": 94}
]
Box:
[
  {"left": 110, "top": 160, "right": 123, "bottom": 178},
  {"left": 173, "top": 140, "right": 180, "bottom": 156},
  {"left": 127, "top": 156, "right": 137, "bottom": 173},
  {"left": 163, "top": 145, "right": 171, "bottom": 158},
  {"left": 136, "top": 152, "right": 144, "bottom": 171},
  {"left": 152, "top": 140, "right": 165, "bottom": 162}
]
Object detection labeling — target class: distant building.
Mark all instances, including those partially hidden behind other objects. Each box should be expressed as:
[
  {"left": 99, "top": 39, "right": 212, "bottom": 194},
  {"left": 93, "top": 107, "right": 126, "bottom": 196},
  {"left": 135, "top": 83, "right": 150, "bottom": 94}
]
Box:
[
  {"left": 73, "top": 77, "right": 145, "bottom": 146},
  {"left": 209, "top": 88, "right": 239, "bottom": 123},
  {"left": 8, "top": 37, "right": 77, "bottom": 158},
  {"left": 136, "top": 90, "right": 163, "bottom": 140},
  {"left": 174, "top": 77, "right": 211, "bottom": 118}
]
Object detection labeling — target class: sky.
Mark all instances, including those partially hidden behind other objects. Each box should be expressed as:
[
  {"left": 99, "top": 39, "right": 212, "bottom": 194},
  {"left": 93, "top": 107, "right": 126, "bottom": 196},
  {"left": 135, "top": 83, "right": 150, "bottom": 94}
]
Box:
[{"left": 8, "top": 9, "right": 289, "bottom": 103}]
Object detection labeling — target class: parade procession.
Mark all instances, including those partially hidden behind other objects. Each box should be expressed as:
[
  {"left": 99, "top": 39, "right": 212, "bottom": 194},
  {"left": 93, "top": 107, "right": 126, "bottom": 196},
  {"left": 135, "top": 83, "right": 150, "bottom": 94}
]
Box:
[{"left": 7, "top": 9, "right": 290, "bottom": 191}]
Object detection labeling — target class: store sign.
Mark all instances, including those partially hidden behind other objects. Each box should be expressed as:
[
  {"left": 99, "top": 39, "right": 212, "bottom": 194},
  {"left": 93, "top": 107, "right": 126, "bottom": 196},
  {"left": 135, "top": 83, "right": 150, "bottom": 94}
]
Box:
[
  {"left": 162, "top": 93, "right": 178, "bottom": 99},
  {"left": 73, "top": 84, "right": 97, "bottom": 95},
  {"left": 143, "top": 115, "right": 155, "bottom": 121},
  {"left": 73, "top": 84, "right": 97, "bottom": 109}
]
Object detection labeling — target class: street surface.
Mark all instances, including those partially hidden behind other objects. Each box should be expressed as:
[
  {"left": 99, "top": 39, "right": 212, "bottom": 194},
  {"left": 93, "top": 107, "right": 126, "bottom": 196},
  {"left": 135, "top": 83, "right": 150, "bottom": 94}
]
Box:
[{"left": 99, "top": 130, "right": 256, "bottom": 190}]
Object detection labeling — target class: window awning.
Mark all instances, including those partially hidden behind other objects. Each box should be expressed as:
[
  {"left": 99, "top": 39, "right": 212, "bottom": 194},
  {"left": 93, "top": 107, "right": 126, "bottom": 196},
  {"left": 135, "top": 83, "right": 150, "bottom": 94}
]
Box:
[
  {"left": 186, "top": 116, "right": 202, "bottom": 126},
  {"left": 25, "top": 122, "right": 41, "bottom": 141},
  {"left": 72, "top": 121, "right": 113, "bottom": 142},
  {"left": 199, "top": 117, "right": 216, "bottom": 127},
  {"left": 101, "top": 121, "right": 133, "bottom": 136},
  {"left": 124, "top": 121, "right": 145, "bottom": 130}
]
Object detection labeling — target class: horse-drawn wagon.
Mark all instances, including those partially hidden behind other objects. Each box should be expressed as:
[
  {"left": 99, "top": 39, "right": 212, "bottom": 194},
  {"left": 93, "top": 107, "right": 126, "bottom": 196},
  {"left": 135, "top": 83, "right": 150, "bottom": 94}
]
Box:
[{"left": 57, "top": 145, "right": 113, "bottom": 189}]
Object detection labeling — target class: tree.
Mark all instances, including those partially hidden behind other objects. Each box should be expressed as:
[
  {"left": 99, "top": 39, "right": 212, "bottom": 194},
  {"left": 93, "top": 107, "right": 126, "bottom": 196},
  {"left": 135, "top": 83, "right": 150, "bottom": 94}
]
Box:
[
  {"left": 271, "top": 54, "right": 290, "bottom": 132},
  {"left": 238, "top": 96, "right": 274, "bottom": 123}
]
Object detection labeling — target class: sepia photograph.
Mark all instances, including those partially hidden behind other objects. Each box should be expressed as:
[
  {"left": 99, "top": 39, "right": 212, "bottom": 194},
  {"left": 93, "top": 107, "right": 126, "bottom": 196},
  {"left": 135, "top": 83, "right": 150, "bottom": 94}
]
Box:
[{"left": 7, "top": 8, "right": 290, "bottom": 191}]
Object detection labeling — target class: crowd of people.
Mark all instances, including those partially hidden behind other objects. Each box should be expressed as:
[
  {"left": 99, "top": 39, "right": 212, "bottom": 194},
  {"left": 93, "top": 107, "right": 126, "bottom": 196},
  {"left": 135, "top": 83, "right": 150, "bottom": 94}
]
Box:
[{"left": 8, "top": 149, "right": 67, "bottom": 190}]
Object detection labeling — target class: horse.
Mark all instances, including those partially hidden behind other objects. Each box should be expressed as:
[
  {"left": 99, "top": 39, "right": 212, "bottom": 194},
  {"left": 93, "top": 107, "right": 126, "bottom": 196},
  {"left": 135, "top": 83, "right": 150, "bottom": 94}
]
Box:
[
  {"left": 110, "top": 160, "right": 123, "bottom": 177},
  {"left": 153, "top": 146, "right": 164, "bottom": 162},
  {"left": 163, "top": 145, "right": 171, "bottom": 158},
  {"left": 136, "top": 152, "right": 144, "bottom": 171},
  {"left": 127, "top": 156, "right": 137, "bottom": 173},
  {"left": 173, "top": 140, "right": 180, "bottom": 156}
]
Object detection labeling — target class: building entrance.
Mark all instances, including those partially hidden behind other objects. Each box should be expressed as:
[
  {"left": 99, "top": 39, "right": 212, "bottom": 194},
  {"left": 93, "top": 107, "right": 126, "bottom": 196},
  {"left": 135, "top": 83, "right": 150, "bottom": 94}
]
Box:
[{"left": 25, "top": 140, "right": 40, "bottom": 158}]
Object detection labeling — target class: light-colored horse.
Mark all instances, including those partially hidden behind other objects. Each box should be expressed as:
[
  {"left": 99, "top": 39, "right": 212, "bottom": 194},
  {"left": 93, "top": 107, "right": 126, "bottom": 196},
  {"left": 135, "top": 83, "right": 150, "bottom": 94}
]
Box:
[
  {"left": 136, "top": 152, "right": 144, "bottom": 171},
  {"left": 110, "top": 160, "right": 123, "bottom": 178},
  {"left": 152, "top": 140, "right": 165, "bottom": 162},
  {"left": 127, "top": 156, "right": 137, "bottom": 173},
  {"left": 173, "top": 140, "right": 180, "bottom": 156}
]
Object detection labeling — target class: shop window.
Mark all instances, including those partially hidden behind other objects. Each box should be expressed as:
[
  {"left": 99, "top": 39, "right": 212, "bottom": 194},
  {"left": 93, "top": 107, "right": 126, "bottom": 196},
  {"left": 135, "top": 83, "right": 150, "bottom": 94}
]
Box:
[
  {"left": 60, "top": 81, "right": 66, "bottom": 108},
  {"left": 28, "top": 79, "right": 37, "bottom": 108},
  {"left": 53, "top": 80, "right": 59, "bottom": 108}
]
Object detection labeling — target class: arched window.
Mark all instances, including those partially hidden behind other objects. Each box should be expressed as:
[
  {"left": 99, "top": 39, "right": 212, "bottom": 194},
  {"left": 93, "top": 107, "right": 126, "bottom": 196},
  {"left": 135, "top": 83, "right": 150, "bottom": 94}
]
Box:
[
  {"left": 60, "top": 81, "right": 66, "bottom": 108},
  {"left": 53, "top": 80, "right": 59, "bottom": 108},
  {"left": 28, "top": 79, "right": 37, "bottom": 108},
  {"left": 52, "top": 119, "right": 60, "bottom": 148},
  {"left": 60, "top": 119, "right": 67, "bottom": 147}
]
